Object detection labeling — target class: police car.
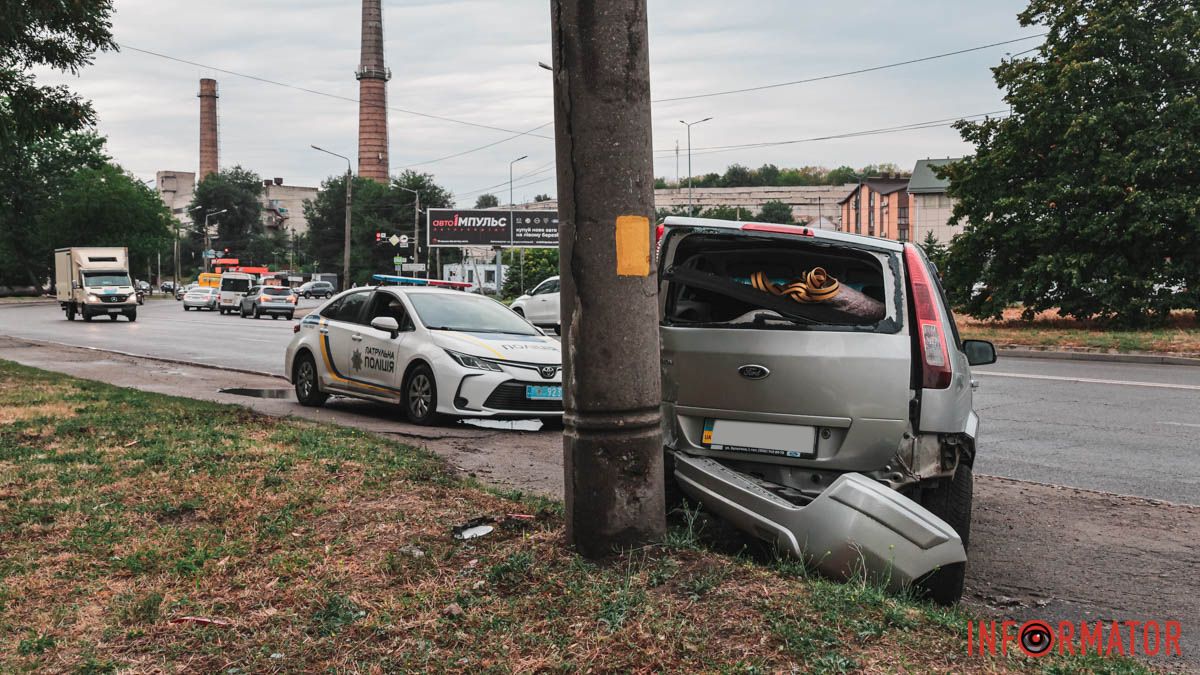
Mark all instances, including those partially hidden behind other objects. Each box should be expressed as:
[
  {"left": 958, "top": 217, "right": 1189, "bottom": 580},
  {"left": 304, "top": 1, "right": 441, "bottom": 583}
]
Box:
[{"left": 284, "top": 284, "right": 563, "bottom": 427}]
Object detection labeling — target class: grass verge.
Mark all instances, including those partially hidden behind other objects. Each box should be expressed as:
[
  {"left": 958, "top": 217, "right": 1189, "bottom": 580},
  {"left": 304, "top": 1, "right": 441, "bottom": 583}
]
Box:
[
  {"left": 0, "top": 360, "right": 1151, "bottom": 672},
  {"left": 958, "top": 309, "right": 1200, "bottom": 357}
]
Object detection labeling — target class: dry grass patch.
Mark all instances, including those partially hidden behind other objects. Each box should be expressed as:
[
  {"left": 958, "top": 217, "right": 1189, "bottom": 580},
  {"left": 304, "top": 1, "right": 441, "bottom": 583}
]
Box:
[{"left": 0, "top": 360, "right": 1150, "bottom": 673}]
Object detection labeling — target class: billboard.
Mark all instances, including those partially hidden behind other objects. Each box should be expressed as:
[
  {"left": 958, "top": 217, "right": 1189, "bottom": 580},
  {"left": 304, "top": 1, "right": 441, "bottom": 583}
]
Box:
[{"left": 427, "top": 209, "right": 559, "bottom": 248}]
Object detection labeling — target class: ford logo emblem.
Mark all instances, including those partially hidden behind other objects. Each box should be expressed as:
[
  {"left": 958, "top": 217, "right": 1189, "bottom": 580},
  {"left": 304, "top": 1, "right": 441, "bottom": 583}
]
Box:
[{"left": 738, "top": 365, "right": 770, "bottom": 380}]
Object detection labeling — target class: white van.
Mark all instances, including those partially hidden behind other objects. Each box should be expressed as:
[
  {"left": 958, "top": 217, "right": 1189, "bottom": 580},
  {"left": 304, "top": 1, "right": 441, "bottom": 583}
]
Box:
[{"left": 218, "top": 272, "right": 255, "bottom": 315}]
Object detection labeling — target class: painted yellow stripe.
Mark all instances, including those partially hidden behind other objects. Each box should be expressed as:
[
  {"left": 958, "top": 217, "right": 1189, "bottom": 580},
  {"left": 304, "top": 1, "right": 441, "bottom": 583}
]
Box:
[{"left": 447, "top": 332, "right": 507, "bottom": 359}]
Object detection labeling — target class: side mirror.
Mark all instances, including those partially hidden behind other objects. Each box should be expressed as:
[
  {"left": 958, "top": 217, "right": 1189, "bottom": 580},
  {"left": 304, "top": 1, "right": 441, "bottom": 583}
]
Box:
[
  {"left": 71, "top": 281, "right": 80, "bottom": 290},
  {"left": 963, "top": 339, "right": 997, "bottom": 366},
  {"left": 370, "top": 316, "right": 401, "bottom": 338}
]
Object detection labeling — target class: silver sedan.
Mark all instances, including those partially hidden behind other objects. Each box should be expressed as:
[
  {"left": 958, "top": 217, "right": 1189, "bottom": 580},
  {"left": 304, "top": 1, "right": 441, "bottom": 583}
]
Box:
[{"left": 182, "top": 287, "right": 219, "bottom": 311}]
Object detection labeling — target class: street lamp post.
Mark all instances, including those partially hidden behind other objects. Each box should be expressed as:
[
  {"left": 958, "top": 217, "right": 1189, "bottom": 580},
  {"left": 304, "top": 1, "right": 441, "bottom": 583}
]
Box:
[
  {"left": 508, "top": 155, "right": 527, "bottom": 295},
  {"left": 311, "top": 145, "right": 353, "bottom": 289},
  {"left": 191, "top": 206, "right": 226, "bottom": 273},
  {"left": 397, "top": 186, "right": 421, "bottom": 277},
  {"left": 679, "top": 117, "right": 712, "bottom": 216}
]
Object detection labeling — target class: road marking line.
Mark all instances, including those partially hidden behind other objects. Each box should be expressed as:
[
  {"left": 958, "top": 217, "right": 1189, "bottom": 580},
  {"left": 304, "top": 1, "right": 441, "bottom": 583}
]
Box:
[
  {"left": 1162, "top": 421, "right": 1200, "bottom": 428},
  {"left": 977, "top": 371, "right": 1200, "bottom": 391}
]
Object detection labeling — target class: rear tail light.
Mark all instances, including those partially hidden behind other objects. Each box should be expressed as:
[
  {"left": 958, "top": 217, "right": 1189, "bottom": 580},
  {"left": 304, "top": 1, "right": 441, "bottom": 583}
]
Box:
[
  {"left": 288, "top": 295, "right": 297, "bottom": 303},
  {"left": 655, "top": 223, "right": 665, "bottom": 243},
  {"left": 260, "top": 295, "right": 271, "bottom": 302},
  {"left": 904, "top": 244, "right": 952, "bottom": 389}
]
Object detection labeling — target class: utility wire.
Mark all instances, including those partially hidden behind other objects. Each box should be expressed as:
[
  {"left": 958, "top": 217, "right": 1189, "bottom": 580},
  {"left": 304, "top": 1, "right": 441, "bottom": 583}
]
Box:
[
  {"left": 395, "top": 122, "right": 554, "bottom": 169},
  {"left": 651, "top": 34, "right": 1046, "bottom": 103},
  {"left": 119, "top": 43, "right": 555, "bottom": 140}
]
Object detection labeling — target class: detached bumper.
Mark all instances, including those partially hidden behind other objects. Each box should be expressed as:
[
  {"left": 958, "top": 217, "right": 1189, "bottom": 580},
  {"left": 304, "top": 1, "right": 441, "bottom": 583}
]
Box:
[{"left": 672, "top": 453, "right": 965, "bottom": 591}]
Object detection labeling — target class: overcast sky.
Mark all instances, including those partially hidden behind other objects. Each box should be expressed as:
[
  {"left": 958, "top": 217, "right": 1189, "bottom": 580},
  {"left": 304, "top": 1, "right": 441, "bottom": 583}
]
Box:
[{"left": 37, "top": 0, "right": 1041, "bottom": 205}]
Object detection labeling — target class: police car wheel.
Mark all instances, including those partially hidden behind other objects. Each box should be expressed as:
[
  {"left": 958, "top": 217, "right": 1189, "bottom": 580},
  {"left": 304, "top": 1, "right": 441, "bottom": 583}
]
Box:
[
  {"left": 403, "top": 364, "right": 444, "bottom": 426},
  {"left": 293, "top": 353, "right": 327, "bottom": 407}
]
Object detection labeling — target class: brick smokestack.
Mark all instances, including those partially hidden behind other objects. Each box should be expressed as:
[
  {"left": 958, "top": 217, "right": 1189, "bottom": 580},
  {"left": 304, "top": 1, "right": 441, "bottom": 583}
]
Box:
[
  {"left": 356, "top": 0, "right": 390, "bottom": 183},
  {"left": 198, "top": 78, "right": 219, "bottom": 180}
]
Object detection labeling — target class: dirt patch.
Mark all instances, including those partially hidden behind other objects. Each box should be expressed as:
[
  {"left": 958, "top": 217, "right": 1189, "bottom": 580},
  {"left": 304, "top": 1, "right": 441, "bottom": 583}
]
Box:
[{"left": 959, "top": 308, "right": 1200, "bottom": 356}]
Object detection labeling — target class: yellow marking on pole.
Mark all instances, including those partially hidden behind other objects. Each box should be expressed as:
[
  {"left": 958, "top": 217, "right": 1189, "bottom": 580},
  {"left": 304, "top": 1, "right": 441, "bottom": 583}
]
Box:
[{"left": 615, "top": 215, "right": 650, "bottom": 277}]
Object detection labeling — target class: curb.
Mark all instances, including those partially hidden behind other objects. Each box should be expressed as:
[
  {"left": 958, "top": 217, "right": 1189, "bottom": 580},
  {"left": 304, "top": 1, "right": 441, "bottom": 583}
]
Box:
[
  {"left": 976, "top": 473, "right": 1200, "bottom": 510},
  {"left": 998, "top": 347, "right": 1200, "bottom": 367},
  {"left": 7, "top": 336, "right": 285, "bottom": 381},
  {"left": 0, "top": 299, "right": 56, "bottom": 307}
]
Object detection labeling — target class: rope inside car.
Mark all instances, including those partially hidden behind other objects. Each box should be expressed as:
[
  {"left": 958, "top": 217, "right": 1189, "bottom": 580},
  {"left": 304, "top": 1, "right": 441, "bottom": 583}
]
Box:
[{"left": 750, "top": 268, "right": 841, "bottom": 303}]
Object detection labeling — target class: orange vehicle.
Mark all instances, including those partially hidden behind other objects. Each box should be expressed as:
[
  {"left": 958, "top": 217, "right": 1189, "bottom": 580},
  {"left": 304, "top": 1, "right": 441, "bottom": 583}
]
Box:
[{"left": 197, "top": 272, "right": 221, "bottom": 288}]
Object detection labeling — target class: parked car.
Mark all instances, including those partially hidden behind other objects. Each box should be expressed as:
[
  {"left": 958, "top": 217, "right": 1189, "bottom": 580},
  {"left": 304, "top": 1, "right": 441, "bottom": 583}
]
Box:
[
  {"left": 296, "top": 280, "right": 335, "bottom": 299},
  {"left": 657, "top": 216, "right": 997, "bottom": 604},
  {"left": 285, "top": 287, "right": 562, "bottom": 426},
  {"left": 176, "top": 282, "right": 198, "bottom": 301},
  {"left": 509, "top": 276, "right": 560, "bottom": 333},
  {"left": 181, "top": 286, "right": 219, "bottom": 311},
  {"left": 239, "top": 285, "right": 296, "bottom": 320}
]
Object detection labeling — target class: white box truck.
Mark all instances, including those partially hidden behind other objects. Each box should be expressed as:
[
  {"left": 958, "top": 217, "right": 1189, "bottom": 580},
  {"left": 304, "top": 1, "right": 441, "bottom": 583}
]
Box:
[{"left": 55, "top": 247, "right": 138, "bottom": 322}]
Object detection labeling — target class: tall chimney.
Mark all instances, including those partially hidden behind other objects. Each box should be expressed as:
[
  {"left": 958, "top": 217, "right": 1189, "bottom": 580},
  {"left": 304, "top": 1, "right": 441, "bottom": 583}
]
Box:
[
  {"left": 356, "top": 0, "right": 390, "bottom": 183},
  {"left": 198, "top": 78, "right": 219, "bottom": 180}
]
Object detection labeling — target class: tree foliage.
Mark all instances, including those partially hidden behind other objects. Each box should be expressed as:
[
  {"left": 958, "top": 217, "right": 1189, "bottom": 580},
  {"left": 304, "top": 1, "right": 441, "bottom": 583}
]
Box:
[
  {"left": 920, "top": 232, "right": 949, "bottom": 276},
  {"left": 0, "top": 2, "right": 116, "bottom": 286},
  {"left": 755, "top": 200, "right": 794, "bottom": 224},
  {"left": 187, "top": 167, "right": 264, "bottom": 263},
  {"left": 37, "top": 163, "right": 173, "bottom": 280},
  {"left": 474, "top": 193, "right": 499, "bottom": 209},
  {"left": 663, "top": 163, "right": 906, "bottom": 189},
  {"left": 942, "top": 0, "right": 1200, "bottom": 325},
  {"left": 304, "top": 171, "right": 454, "bottom": 285},
  {"left": 501, "top": 249, "right": 559, "bottom": 298}
]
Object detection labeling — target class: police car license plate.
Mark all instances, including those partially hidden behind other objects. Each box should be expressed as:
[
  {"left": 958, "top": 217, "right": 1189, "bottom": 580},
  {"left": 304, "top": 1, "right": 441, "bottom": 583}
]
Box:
[{"left": 526, "top": 385, "right": 562, "bottom": 400}]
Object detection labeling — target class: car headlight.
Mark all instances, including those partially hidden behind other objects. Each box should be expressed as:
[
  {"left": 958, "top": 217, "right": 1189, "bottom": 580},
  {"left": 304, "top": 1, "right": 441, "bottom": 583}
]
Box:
[
  {"left": 445, "top": 350, "right": 503, "bottom": 372},
  {"left": 87, "top": 294, "right": 100, "bottom": 303}
]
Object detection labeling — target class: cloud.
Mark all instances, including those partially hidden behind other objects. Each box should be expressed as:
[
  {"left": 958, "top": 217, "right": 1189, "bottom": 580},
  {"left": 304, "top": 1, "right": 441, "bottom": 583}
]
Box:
[{"left": 35, "top": 0, "right": 1037, "bottom": 204}]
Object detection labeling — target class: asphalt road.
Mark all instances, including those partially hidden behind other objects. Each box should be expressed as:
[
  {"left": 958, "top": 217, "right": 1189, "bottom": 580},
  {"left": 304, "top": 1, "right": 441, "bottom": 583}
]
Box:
[{"left": 1, "top": 299, "right": 1197, "bottom": 504}]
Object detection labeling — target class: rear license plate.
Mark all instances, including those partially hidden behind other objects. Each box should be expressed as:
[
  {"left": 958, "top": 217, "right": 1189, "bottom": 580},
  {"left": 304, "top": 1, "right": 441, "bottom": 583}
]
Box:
[
  {"left": 703, "top": 419, "right": 817, "bottom": 459},
  {"left": 526, "top": 385, "right": 562, "bottom": 400}
]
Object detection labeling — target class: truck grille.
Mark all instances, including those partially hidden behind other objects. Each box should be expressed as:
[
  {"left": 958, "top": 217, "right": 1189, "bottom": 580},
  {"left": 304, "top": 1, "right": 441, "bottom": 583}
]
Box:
[
  {"left": 484, "top": 381, "right": 563, "bottom": 412},
  {"left": 100, "top": 294, "right": 128, "bottom": 303}
]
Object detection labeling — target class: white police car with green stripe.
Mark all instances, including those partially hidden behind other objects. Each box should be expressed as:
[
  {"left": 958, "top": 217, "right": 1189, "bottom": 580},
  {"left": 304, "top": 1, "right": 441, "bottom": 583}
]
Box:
[{"left": 285, "top": 286, "right": 563, "bottom": 427}]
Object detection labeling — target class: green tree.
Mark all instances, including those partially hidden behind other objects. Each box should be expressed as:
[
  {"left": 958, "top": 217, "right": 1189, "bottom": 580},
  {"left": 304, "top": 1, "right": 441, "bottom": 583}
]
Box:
[
  {"left": 942, "top": 0, "right": 1200, "bottom": 325},
  {"left": 720, "top": 164, "right": 753, "bottom": 187},
  {"left": 475, "top": 193, "right": 499, "bottom": 209},
  {"left": 825, "top": 166, "right": 860, "bottom": 185},
  {"left": 187, "top": 167, "right": 263, "bottom": 265},
  {"left": 0, "top": 3, "right": 116, "bottom": 287},
  {"left": 755, "top": 200, "right": 793, "bottom": 224},
  {"left": 303, "top": 170, "right": 454, "bottom": 285},
  {"left": 502, "top": 248, "right": 559, "bottom": 298},
  {"left": 920, "top": 232, "right": 949, "bottom": 275},
  {"left": 534, "top": 193, "right": 552, "bottom": 202},
  {"left": 37, "top": 163, "right": 173, "bottom": 281}
]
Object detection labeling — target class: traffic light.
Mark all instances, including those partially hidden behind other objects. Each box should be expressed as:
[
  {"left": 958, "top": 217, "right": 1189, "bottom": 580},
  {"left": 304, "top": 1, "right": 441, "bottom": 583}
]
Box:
[{"left": 375, "top": 232, "right": 385, "bottom": 243}]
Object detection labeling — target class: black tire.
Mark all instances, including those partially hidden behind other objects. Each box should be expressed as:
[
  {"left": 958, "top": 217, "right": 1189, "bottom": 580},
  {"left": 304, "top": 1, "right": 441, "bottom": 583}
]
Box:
[
  {"left": 254, "top": 307, "right": 262, "bottom": 319},
  {"left": 239, "top": 305, "right": 247, "bottom": 318},
  {"left": 66, "top": 304, "right": 76, "bottom": 321},
  {"left": 303, "top": 291, "right": 311, "bottom": 299},
  {"left": 403, "top": 363, "right": 445, "bottom": 426},
  {"left": 126, "top": 309, "right": 136, "bottom": 322},
  {"left": 293, "top": 353, "right": 328, "bottom": 407},
  {"left": 325, "top": 292, "right": 332, "bottom": 299},
  {"left": 540, "top": 416, "right": 564, "bottom": 431},
  {"left": 286, "top": 313, "right": 294, "bottom": 321},
  {"left": 82, "top": 311, "right": 92, "bottom": 322},
  {"left": 913, "top": 462, "right": 973, "bottom": 605}
]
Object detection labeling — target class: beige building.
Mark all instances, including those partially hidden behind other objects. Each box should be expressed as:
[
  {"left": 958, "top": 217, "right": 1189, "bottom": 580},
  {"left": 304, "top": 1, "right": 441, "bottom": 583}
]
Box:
[
  {"left": 260, "top": 179, "right": 319, "bottom": 236},
  {"left": 156, "top": 170, "right": 196, "bottom": 224},
  {"left": 907, "top": 158, "right": 966, "bottom": 244}
]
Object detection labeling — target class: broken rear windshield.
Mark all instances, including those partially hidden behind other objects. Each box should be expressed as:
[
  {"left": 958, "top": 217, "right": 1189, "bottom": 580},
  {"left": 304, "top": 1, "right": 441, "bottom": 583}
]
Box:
[{"left": 659, "top": 232, "right": 900, "bottom": 332}]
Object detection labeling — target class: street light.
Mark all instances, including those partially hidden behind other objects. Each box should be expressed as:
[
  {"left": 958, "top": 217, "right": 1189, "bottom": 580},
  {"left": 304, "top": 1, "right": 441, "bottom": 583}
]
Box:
[
  {"left": 508, "top": 155, "right": 527, "bottom": 295},
  {"left": 679, "top": 117, "right": 712, "bottom": 216},
  {"left": 190, "top": 206, "right": 226, "bottom": 273},
  {"left": 396, "top": 186, "right": 421, "bottom": 277},
  {"left": 311, "top": 145, "right": 353, "bottom": 289}
]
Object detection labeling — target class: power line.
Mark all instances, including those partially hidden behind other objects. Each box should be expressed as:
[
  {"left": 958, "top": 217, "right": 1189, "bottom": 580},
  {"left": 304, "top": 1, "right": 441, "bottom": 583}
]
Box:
[
  {"left": 119, "top": 43, "right": 555, "bottom": 140},
  {"left": 651, "top": 34, "right": 1046, "bottom": 103},
  {"left": 395, "top": 122, "right": 554, "bottom": 170},
  {"left": 456, "top": 161, "right": 557, "bottom": 200}
]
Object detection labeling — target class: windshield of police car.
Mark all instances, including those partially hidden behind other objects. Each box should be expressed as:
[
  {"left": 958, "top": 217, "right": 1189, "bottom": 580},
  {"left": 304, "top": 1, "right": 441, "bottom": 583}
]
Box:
[{"left": 407, "top": 293, "right": 539, "bottom": 335}]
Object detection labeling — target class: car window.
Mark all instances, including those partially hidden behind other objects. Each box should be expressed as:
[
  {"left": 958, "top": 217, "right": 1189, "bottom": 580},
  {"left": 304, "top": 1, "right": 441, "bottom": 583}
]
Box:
[
  {"left": 264, "top": 287, "right": 291, "bottom": 296},
  {"left": 365, "top": 291, "right": 415, "bottom": 331},
  {"left": 221, "top": 277, "right": 251, "bottom": 293},
  {"left": 322, "top": 290, "right": 371, "bottom": 324},
  {"left": 533, "top": 279, "right": 559, "bottom": 295},
  {"left": 408, "top": 293, "right": 539, "bottom": 335}
]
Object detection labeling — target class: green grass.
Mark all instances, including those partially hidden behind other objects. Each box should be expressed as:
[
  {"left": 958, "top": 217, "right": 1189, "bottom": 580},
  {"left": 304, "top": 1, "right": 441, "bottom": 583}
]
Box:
[{"left": 0, "top": 360, "right": 1156, "bottom": 673}]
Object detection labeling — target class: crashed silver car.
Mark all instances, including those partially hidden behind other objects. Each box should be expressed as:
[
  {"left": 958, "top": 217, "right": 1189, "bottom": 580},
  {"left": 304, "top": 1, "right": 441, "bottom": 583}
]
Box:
[{"left": 657, "top": 216, "right": 997, "bottom": 603}]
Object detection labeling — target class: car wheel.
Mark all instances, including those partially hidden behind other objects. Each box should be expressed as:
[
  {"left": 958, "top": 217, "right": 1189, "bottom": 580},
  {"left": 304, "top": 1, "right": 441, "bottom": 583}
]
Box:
[
  {"left": 66, "top": 304, "right": 76, "bottom": 321},
  {"left": 239, "top": 305, "right": 247, "bottom": 318},
  {"left": 82, "top": 312, "right": 92, "bottom": 322},
  {"left": 303, "top": 291, "right": 311, "bottom": 299},
  {"left": 325, "top": 292, "right": 332, "bottom": 299},
  {"left": 286, "top": 313, "right": 294, "bottom": 321},
  {"left": 254, "top": 307, "right": 262, "bottom": 319},
  {"left": 403, "top": 363, "right": 445, "bottom": 426},
  {"left": 293, "top": 353, "right": 328, "bottom": 407},
  {"left": 913, "top": 462, "right": 973, "bottom": 605},
  {"left": 271, "top": 314, "right": 278, "bottom": 320},
  {"left": 126, "top": 309, "right": 137, "bottom": 322}
]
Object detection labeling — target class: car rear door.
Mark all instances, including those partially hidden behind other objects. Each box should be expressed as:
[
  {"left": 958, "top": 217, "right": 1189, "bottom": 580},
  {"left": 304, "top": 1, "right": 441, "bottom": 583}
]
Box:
[{"left": 658, "top": 228, "right": 913, "bottom": 472}]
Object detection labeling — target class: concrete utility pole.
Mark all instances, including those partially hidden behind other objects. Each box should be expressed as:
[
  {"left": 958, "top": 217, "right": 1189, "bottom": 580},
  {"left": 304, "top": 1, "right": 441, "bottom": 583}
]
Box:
[
  {"left": 680, "top": 117, "right": 711, "bottom": 215},
  {"left": 550, "top": 0, "right": 665, "bottom": 558}
]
